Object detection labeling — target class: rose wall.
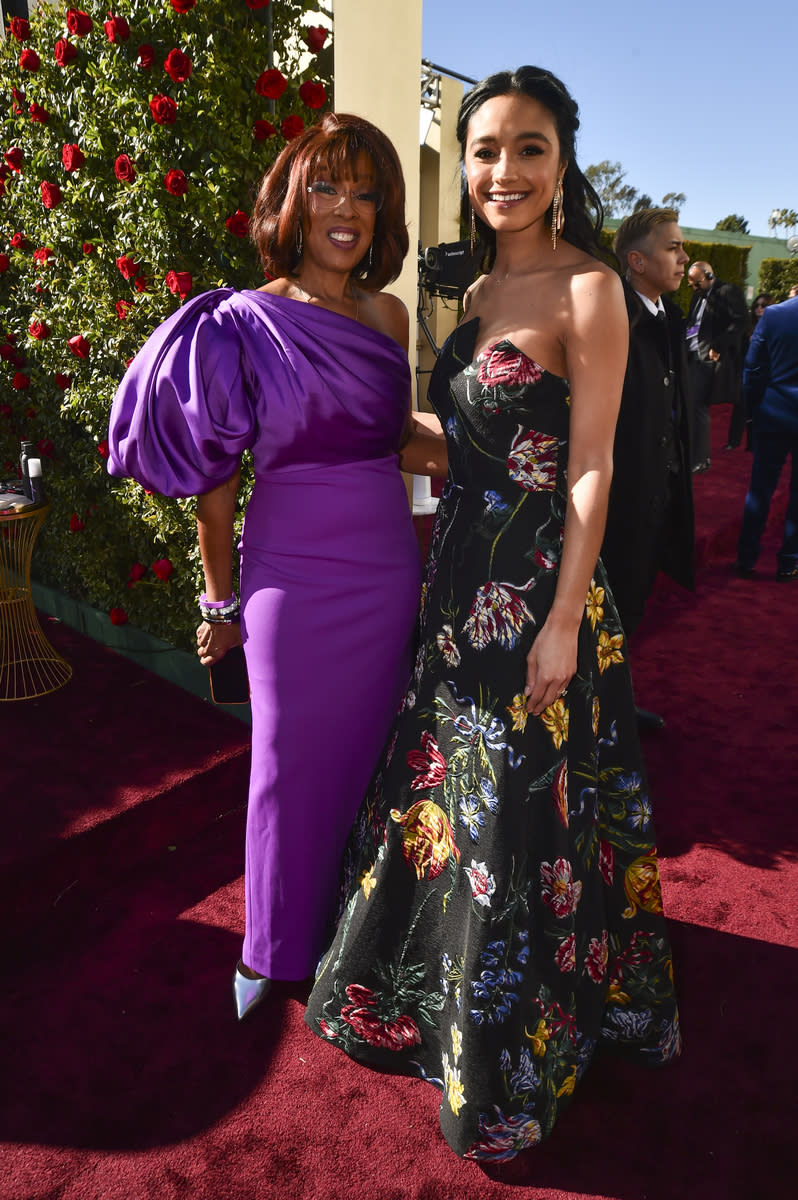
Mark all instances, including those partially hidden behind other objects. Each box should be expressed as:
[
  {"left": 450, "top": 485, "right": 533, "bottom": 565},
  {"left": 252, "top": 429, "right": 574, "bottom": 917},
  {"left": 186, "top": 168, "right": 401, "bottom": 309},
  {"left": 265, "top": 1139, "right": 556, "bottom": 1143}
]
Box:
[{"left": 1, "top": 0, "right": 331, "bottom": 645}]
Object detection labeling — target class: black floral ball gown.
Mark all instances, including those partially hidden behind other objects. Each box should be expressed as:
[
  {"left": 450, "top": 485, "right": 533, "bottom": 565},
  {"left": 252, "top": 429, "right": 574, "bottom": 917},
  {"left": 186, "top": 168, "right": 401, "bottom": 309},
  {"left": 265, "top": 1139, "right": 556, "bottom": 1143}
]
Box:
[{"left": 305, "top": 319, "right": 681, "bottom": 1162}]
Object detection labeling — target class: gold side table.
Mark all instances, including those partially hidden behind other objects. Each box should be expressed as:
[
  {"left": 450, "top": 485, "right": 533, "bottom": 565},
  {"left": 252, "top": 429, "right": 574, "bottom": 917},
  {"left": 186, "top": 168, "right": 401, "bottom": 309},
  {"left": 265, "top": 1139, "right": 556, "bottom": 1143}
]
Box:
[{"left": 0, "top": 503, "right": 72, "bottom": 700}]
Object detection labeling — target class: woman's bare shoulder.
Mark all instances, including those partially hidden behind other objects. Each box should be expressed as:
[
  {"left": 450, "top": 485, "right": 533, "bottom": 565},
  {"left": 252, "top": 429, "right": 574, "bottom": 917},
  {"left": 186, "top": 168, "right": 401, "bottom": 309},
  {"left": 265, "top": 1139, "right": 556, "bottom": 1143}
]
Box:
[{"left": 365, "top": 290, "right": 409, "bottom": 348}]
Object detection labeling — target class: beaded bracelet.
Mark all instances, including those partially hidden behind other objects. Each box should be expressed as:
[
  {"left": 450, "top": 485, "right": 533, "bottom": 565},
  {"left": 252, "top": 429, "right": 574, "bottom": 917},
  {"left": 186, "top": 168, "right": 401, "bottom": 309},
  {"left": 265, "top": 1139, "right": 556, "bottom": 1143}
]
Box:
[{"left": 199, "top": 593, "right": 240, "bottom": 623}]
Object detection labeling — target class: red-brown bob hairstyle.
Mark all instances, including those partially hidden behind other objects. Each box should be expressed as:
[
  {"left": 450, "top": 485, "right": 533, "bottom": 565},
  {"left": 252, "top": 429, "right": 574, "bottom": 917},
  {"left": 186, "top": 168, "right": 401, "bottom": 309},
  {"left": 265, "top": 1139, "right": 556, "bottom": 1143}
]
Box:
[{"left": 250, "top": 112, "right": 408, "bottom": 292}]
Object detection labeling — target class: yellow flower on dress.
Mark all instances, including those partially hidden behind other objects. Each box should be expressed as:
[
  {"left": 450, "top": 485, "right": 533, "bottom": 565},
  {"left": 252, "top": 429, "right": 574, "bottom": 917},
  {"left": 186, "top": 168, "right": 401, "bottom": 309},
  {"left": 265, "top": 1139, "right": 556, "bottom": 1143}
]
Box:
[
  {"left": 586, "top": 579, "right": 605, "bottom": 631},
  {"left": 556, "top": 1064, "right": 578, "bottom": 1097},
  {"left": 592, "top": 695, "right": 600, "bottom": 737},
  {"left": 622, "top": 852, "right": 665, "bottom": 918},
  {"left": 607, "top": 981, "right": 631, "bottom": 1005},
  {"left": 553, "top": 760, "right": 568, "bottom": 828},
  {"left": 442, "top": 1051, "right": 466, "bottom": 1115},
  {"left": 506, "top": 692, "right": 528, "bottom": 732},
  {"left": 526, "top": 1018, "right": 551, "bottom": 1058},
  {"left": 451, "top": 1023, "right": 462, "bottom": 1062},
  {"left": 597, "top": 629, "right": 625, "bottom": 674},
  {"left": 539, "top": 697, "right": 569, "bottom": 749},
  {"left": 359, "top": 864, "right": 377, "bottom": 899},
  {"left": 390, "top": 799, "right": 460, "bottom": 880}
]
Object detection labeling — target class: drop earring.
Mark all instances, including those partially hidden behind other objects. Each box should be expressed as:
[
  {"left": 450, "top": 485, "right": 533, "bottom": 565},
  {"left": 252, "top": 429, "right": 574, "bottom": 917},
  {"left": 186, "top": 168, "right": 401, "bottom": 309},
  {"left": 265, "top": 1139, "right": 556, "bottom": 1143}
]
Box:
[
  {"left": 470, "top": 207, "right": 476, "bottom": 255},
  {"left": 296, "top": 225, "right": 303, "bottom": 257},
  {"left": 368, "top": 240, "right": 374, "bottom": 268},
  {"left": 551, "top": 178, "right": 565, "bottom": 251}
]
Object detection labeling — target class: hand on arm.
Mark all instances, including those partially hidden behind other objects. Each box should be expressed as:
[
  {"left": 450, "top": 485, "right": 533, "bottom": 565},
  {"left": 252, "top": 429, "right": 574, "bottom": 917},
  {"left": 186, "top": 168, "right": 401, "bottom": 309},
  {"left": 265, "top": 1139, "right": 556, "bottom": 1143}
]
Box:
[
  {"left": 399, "top": 409, "right": 448, "bottom": 477},
  {"left": 525, "top": 268, "right": 628, "bottom": 714},
  {"left": 195, "top": 465, "right": 242, "bottom": 666}
]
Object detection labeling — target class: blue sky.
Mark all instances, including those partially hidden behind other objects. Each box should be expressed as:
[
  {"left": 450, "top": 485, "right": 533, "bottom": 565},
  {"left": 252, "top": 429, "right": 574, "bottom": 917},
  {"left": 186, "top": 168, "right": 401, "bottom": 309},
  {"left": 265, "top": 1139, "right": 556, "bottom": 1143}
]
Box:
[{"left": 422, "top": 0, "right": 796, "bottom": 238}]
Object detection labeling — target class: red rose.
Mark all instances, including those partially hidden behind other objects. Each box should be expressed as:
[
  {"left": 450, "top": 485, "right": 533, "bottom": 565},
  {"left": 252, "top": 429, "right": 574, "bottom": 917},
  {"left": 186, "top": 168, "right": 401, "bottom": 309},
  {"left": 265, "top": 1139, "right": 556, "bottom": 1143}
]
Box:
[
  {"left": 104, "top": 14, "right": 130, "bottom": 42},
  {"left": 169, "top": 0, "right": 195, "bottom": 10},
  {"left": 10, "top": 232, "right": 28, "bottom": 249},
  {"left": 0, "top": 179, "right": 5, "bottom": 197},
  {"left": 280, "top": 114, "right": 305, "bottom": 141},
  {"left": 62, "top": 143, "right": 85, "bottom": 171},
  {"left": 38, "top": 438, "right": 55, "bottom": 458},
  {"left": 253, "top": 119, "right": 276, "bottom": 141},
  {"left": 150, "top": 95, "right": 178, "bottom": 125},
  {"left": 12, "top": 373, "right": 30, "bottom": 390},
  {"left": 55, "top": 373, "right": 72, "bottom": 390},
  {"left": 305, "top": 26, "right": 328, "bottom": 53},
  {"left": 66, "top": 9, "right": 93, "bottom": 36},
  {"left": 82, "top": 242, "right": 94, "bottom": 254},
  {"left": 68, "top": 334, "right": 90, "bottom": 358},
  {"left": 109, "top": 607, "right": 128, "bottom": 625},
  {"left": 254, "top": 68, "right": 287, "bottom": 100},
  {"left": 0, "top": 254, "right": 9, "bottom": 272},
  {"left": 115, "top": 300, "right": 132, "bottom": 320},
  {"left": 165, "top": 269, "right": 192, "bottom": 298},
  {"left": 20, "top": 49, "right": 41, "bottom": 71},
  {"left": 97, "top": 439, "right": 110, "bottom": 458},
  {"left": 40, "top": 181, "right": 62, "bottom": 209},
  {"left": 136, "top": 44, "right": 154, "bottom": 70},
  {"left": 33, "top": 247, "right": 53, "bottom": 266},
  {"left": 128, "top": 561, "right": 147, "bottom": 582},
  {"left": 54, "top": 39, "right": 78, "bottom": 67},
  {"left": 29, "top": 103, "right": 49, "bottom": 124},
  {"left": 133, "top": 275, "right": 148, "bottom": 293},
  {"left": 25, "top": 406, "right": 36, "bottom": 419},
  {"left": 299, "top": 80, "right": 326, "bottom": 110},
  {"left": 164, "top": 48, "right": 192, "bottom": 83},
  {"left": 69, "top": 512, "right": 85, "bottom": 532},
  {"left": 225, "top": 209, "right": 249, "bottom": 237},
  {"left": 163, "top": 168, "right": 188, "bottom": 196},
  {"left": 245, "top": 0, "right": 271, "bottom": 7},
  {"left": 9, "top": 17, "right": 31, "bottom": 40},
  {"left": 0, "top": 345, "right": 15, "bottom": 359},
  {"left": 29, "top": 320, "right": 50, "bottom": 340},
  {"left": 116, "top": 254, "right": 140, "bottom": 280},
  {"left": 114, "top": 154, "right": 136, "bottom": 183},
  {"left": 0, "top": 404, "right": 12, "bottom": 418},
  {"left": 4, "top": 147, "right": 23, "bottom": 172},
  {"left": 151, "top": 557, "right": 174, "bottom": 581}
]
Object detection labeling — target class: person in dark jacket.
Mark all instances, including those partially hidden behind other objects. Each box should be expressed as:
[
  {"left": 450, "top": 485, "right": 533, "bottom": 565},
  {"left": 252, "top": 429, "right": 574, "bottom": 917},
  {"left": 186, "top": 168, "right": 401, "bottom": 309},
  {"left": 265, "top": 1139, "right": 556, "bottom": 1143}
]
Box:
[
  {"left": 686, "top": 260, "right": 748, "bottom": 468},
  {"left": 734, "top": 294, "right": 798, "bottom": 580},
  {"left": 603, "top": 208, "right": 695, "bottom": 727}
]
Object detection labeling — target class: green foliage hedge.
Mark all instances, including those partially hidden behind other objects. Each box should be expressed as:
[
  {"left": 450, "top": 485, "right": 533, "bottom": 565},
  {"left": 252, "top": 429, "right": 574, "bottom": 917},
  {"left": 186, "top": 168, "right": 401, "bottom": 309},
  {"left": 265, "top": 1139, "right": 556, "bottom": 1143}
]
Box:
[
  {"left": 1, "top": 0, "right": 331, "bottom": 648},
  {"left": 758, "top": 256, "right": 798, "bottom": 300},
  {"left": 600, "top": 227, "right": 750, "bottom": 315}
]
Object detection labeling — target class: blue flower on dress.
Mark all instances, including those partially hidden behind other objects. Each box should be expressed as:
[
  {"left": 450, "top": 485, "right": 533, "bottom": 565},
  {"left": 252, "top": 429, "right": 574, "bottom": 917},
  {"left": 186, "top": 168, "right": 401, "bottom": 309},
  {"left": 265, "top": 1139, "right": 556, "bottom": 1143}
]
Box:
[
  {"left": 483, "top": 489, "right": 511, "bottom": 517},
  {"left": 618, "top": 772, "right": 643, "bottom": 793},
  {"left": 627, "top": 793, "right": 653, "bottom": 830},
  {"left": 508, "top": 1047, "right": 539, "bottom": 1094},
  {"left": 601, "top": 1006, "right": 653, "bottom": 1042},
  {"left": 478, "top": 776, "right": 499, "bottom": 813},
  {"left": 458, "top": 795, "right": 485, "bottom": 842},
  {"left": 465, "top": 1105, "right": 543, "bottom": 1162}
]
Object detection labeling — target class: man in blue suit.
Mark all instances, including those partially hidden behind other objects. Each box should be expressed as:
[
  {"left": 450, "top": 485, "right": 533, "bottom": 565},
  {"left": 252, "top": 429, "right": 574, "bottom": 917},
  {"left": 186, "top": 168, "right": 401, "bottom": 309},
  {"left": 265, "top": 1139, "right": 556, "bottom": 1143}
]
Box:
[{"left": 734, "top": 294, "right": 798, "bottom": 580}]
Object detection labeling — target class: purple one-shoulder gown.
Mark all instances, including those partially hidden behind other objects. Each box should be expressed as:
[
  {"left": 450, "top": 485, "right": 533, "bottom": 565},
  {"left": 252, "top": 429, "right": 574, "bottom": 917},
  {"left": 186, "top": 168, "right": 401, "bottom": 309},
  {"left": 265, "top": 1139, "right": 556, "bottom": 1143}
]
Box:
[{"left": 108, "top": 289, "right": 421, "bottom": 978}]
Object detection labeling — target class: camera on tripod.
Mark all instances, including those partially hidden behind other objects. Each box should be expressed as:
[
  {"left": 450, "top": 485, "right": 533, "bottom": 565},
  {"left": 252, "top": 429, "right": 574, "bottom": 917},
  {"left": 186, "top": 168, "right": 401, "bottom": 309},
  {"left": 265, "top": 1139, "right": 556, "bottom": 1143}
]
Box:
[{"left": 418, "top": 239, "right": 481, "bottom": 301}]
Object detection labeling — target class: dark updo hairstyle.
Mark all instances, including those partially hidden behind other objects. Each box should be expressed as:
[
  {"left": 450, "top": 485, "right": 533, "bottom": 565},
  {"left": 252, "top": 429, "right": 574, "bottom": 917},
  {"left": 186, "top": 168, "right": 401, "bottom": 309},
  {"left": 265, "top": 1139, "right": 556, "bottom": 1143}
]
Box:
[
  {"left": 456, "top": 66, "right": 604, "bottom": 268},
  {"left": 250, "top": 112, "right": 409, "bottom": 291}
]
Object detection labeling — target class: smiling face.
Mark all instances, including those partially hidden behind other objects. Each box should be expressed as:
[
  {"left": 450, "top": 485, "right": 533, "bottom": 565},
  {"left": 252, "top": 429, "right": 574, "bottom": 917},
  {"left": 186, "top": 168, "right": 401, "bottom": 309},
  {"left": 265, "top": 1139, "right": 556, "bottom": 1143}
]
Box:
[
  {"left": 464, "top": 92, "right": 566, "bottom": 242},
  {"left": 302, "top": 150, "right": 378, "bottom": 276}
]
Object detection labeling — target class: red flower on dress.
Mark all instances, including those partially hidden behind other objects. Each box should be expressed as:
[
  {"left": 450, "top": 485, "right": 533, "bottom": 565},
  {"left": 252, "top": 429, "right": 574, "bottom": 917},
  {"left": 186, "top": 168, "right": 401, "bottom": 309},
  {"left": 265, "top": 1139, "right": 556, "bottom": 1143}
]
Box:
[
  {"left": 66, "top": 9, "right": 93, "bottom": 36},
  {"left": 29, "top": 102, "right": 50, "bottom": 124},
  {"left": 62, "top": 144, "right": 85, "bottom": 171},
  {"left": 163, "top": 168, "right": 188, "bottom": 196},
  {"left": 164, "top": 48, "right": 192, "bottom": 82},
  {"left": 598, "top": 840, "right": 614, "bottom": 887},
  {"left": 9, "top": 16, "right": 31, "bottom": 39},
  {"left": 225, "top": 210, "right": 249, "bottom": 238},
  {"left": 20, "top": 49, "right": 41, "bottom": 72},
  {"left": 152, "top": 558, "right": 174, "bottom": 581},
  {"left": 4, "top": 147, "right": 23, "bottom": 172},
  {"left": 69, "top": 512, "right": 85, "bottom": 532},
  {"left": 478, "top": 342, "right": 543, "bottom": 388},
  {"left": 507, "top": 428, "right": 559, "bottom": 492},
  {"left": 109, "top": 607, "right": 128, "bottom": 625},
  {"left": 114, "top": 154, "right": 136, "bottom": 183},
  {"left": 29, "top": 321, "right": 50, "bottom": 340},
  {"left": 280, "top": 115, "right": 305, "bottom": 140},
  {"left": 136, "top": 44, "right": 154, "bottom": 70},
  {"left": 116, "top": 254, "right": 140, "bottom": 280},
  {"left": 150, "top": 95, "right": 177, "bottom": 125},
  {"left": 339, "top": 986, "right": 422, "bottom": 1050},
  {"left": 463, "top": 581, "right": 531, "bottom": 650},
  {"left": 554, "top": 932, "right": 576, "bottom": 973},
  {"left": 407, "top": 730, "right": 447, "bottom": 790},
  {"left": 540, "top": 857, "right": 583, "bottom": 918},
  {"left": 253, "top": 120, "right": 276, "bottom": 141},
  {"left": 299, "top": 80, "right": 326, "bottom": 109},
  {"left": 585, "top": 931, "right": 609, "bottom": 983},
  {"left": 68, "top": 334, "right": 90, "bottom": 358},
  {"left": 305, "top": 26, "right": 328, "bottom": 53},
  {"left": 254, "top": 68, "right": 287, "bottom": 99},
  {"left": 40, "top": 181, "right": 62, "bottom": 209},
  {"left": 104, "top": 14, "right": 130, "bottom": 43},
  {"left": 54, "top": 39, "right": 78, "bottom": 67},
  {"left": 165, "top": 269, "right": 192, "bottom": 298}
]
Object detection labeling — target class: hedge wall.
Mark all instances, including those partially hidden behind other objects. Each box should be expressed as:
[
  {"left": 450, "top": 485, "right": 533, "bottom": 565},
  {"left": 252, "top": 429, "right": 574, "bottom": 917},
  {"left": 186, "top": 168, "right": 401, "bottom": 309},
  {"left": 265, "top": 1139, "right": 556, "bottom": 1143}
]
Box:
[{"left": 759, "top": 256, "right": 798, "bottom": 300}]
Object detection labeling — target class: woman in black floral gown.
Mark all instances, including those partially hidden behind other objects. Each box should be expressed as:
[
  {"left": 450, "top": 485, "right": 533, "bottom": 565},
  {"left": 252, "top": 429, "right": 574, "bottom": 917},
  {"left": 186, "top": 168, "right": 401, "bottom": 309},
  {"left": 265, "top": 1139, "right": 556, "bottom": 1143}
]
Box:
[{"left": 305, "top": 66, "right": 681, "bottom": 1161}]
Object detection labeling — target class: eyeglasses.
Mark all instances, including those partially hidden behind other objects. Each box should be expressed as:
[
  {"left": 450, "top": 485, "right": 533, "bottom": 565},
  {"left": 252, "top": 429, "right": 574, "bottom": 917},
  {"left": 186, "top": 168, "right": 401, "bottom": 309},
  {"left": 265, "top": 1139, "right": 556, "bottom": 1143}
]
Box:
[{"left": 306, "top": 181, "right": 384, "bottom": 213}]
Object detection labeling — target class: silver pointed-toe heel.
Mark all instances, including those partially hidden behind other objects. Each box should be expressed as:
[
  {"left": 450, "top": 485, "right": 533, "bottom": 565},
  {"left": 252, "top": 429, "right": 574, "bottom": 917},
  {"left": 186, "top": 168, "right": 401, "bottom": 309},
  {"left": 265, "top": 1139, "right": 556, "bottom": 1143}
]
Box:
[{"left": 233, "top": 961, "right": 271, "bottom": 1021}]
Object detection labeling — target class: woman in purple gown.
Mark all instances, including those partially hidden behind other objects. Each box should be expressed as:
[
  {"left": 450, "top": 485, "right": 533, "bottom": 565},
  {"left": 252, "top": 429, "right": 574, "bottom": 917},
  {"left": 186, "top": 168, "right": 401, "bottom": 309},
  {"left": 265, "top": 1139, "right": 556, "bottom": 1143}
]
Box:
[{"left": 107, "top": 113, "right": 445, "bottom": 1018}]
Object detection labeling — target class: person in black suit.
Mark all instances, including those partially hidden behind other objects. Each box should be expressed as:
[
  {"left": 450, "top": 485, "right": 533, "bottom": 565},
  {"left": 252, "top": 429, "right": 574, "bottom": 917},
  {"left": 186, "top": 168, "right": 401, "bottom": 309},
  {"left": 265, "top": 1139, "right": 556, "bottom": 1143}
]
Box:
[
  {"left": 603, "top": 209, "right": 695, "bottom": 728},
  {"left": 686, "top": 260, "right": 748, "bottom": 470}
]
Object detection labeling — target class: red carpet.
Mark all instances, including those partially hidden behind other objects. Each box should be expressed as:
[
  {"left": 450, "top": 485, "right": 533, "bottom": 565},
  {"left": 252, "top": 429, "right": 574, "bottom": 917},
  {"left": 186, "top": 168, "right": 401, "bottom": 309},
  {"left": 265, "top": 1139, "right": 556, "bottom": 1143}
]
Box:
[{"left": 1, "top": 406, "right": 796, "bottom": 1200}]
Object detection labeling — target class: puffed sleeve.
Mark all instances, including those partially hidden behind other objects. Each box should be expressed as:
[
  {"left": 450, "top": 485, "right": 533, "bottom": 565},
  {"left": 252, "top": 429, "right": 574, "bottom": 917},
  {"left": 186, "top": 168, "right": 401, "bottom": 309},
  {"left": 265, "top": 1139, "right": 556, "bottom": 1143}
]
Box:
[{"left": 107, "top": 288, "right": 257, "bottom": 497}]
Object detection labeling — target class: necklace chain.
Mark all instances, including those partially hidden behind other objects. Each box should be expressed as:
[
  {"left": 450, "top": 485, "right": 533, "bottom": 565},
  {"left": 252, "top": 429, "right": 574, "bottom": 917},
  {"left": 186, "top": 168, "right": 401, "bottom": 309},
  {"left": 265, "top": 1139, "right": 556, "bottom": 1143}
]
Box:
[{"left": 292, "top": 278, "right": 359, "bottom": 322}]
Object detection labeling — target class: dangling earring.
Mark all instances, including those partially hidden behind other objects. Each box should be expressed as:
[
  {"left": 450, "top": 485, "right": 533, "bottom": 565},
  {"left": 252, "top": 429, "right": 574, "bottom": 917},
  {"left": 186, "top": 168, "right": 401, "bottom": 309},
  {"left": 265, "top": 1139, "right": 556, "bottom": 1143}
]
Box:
[
  {"left": 469, "top": 207, "right": 477, "bottom": 255},
  {"left": 368, "top": 240, "right": 374, "bottom": 268},
  {"left": 551, "top": 178, "right": 565, "bottom": 252},
  {"left": 296, "top": 225, "right": 303, "bottom": 257}
]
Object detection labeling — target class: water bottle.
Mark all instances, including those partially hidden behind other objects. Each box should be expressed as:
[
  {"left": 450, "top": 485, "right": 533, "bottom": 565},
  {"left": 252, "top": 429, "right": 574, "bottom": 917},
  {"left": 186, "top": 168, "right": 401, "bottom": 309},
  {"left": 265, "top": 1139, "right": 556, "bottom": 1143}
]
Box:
[
  {"left": 28, "top": 457, "right": 44, "bottom": 504},
  {"left": 20, "top": 440, "right": 34, "bottom": 499}
]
